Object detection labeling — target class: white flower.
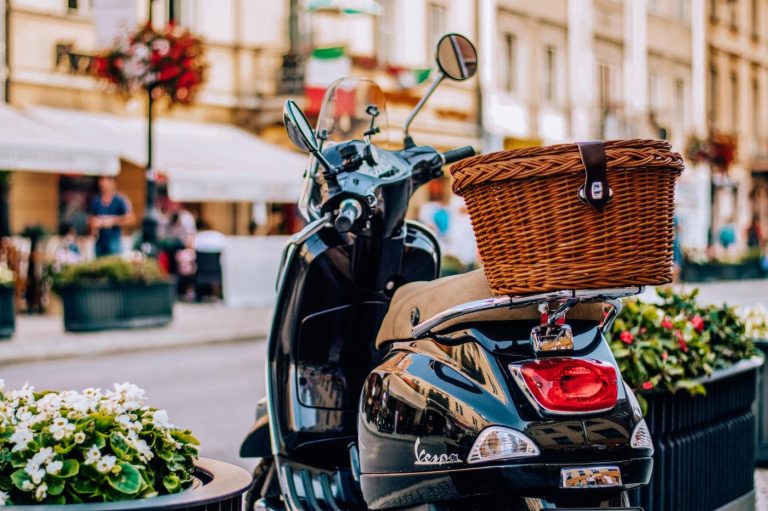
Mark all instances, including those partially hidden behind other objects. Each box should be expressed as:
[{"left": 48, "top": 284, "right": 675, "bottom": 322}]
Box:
[
  {"left": 84, "top": 445, "right": 101, "bottom": 465},
  {"left": 152, "top": 409, "right": 173, "bottom": 429},
  {"left": 0, "top": 378, "right": 4, "bottom": 391},
  {"left": 74, "top": 431, "right": 86, "bottom": 444},
  {"left": 46, "top": 460, "right": 63, "bottom": 475},
  {"left": 10, "top": 427, "right": 34, "bottom": 452},
  {"left": 49, "top": 417, "right": 75, "bottom": 441},
  {"left": 31, "top": 447, "right": 54, "bottom": 466},
  {"left": 21, "top": 480, "right": 34, "bottom": 491},
  {"left": 34, "top": 483, "right": 47, "bottom": 502},
  {"left": 96, "top": 455, "right": 117, "bottom": 474},
  {"left": 0, "top": 489, "right": 8, "bottom": 505},
  {"left": 24, "top": 461, "right": 46, "bottom": 485},
  {"left": 15, "top": 406, "right": 32, "bottom": 423}
]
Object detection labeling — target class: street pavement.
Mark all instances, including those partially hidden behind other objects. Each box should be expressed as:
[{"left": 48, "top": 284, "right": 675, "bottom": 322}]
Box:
[{"left": 0, "top": 340, "right": 265, "bottom": 472}]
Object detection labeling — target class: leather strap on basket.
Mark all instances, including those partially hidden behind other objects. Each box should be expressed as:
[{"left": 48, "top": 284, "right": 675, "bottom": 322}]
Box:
[{"left": 577, "top": 141, "right": 613, "bottom": 211}]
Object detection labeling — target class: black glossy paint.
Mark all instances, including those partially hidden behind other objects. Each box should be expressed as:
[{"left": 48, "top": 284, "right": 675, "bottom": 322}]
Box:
[{"left": 358, "top": 322, "right": 652, "bottom": 507}]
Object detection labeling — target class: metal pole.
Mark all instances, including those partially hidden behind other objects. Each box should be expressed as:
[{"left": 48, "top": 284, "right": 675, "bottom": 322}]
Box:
[{"left": 141, "top": 0, "right": 158, "bottom": 252}]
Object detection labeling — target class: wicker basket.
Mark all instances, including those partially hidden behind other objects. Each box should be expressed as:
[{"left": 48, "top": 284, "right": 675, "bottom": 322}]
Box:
[{"left": 450, "top": 139, "right": 685, "bottom": 295}]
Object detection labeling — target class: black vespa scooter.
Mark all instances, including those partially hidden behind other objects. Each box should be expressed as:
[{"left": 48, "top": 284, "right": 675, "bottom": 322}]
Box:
[{"left": 240, "top": 34, "right": 652, "bottom": 511}]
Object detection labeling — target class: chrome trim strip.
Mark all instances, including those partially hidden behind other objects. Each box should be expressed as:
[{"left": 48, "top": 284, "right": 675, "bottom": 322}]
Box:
[{"left": 411, "top": 286, "right": 643, "bottom": 338}]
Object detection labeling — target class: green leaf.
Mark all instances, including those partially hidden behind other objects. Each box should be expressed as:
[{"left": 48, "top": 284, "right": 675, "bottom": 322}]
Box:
[
  {"left": 71, "top": 476, "right": 98, "bottom": 495},
  {"left": 11, "top": 469, "right": 31, "bottom": 491},
  {"left": 59, "top": 458, "right": 79, "bottom": 478},
  {"left": 107, "top": 463, "right": 142, "bottom": 495},
  {"left": 47, "top": 476, "right": 66, "bottom": 495},
  {"left": 163, "top": 473, "right": 181, "bottom": 493},
  {"left": 110, "top": 432, "right": 129, "bottom": 459}
]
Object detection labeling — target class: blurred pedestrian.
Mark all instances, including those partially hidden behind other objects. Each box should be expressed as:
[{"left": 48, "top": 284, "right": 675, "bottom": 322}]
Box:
[
  {"left": 89, "top": 176, "right": 134, "bottom": 257},
  {"left": 747, "top": 214, "right": 765, "bottom": 249}
]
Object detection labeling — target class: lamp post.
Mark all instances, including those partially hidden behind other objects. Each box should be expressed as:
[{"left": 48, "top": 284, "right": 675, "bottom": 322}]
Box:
[{"left": 141, "top": 0, "right": 158, "bottom": 255}]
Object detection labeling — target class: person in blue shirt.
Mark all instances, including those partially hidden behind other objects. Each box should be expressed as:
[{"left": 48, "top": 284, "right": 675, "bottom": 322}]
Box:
[{"left": 88, "top": 176, "right": 135, "bottom": 257}]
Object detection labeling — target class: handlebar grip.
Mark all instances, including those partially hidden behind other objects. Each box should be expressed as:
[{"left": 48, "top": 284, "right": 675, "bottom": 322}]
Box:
[
  {"left": 334, "top": 199, "right": 362, "bottom": 233},
  {"left": 443, "top": 146, "right": 476, "bottom": 165}
]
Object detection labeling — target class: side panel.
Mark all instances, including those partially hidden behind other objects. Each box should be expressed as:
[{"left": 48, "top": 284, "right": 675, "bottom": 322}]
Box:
[{"left": 267, "top": 221, "right": 440, "bottom": 467}]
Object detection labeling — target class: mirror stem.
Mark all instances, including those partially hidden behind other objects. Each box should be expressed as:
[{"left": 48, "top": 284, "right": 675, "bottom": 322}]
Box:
[{"left": 403, "top": 72, "right": 445, "bottom": 148}]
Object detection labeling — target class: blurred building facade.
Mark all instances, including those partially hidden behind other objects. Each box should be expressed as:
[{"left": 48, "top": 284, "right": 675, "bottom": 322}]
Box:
[{"left": 0, "top": 0, "right": 765, "bottom": 257}]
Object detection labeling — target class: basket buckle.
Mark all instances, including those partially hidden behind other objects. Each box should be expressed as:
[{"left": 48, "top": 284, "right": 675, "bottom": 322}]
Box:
[{"left": 577, "top": 141, "right": 613, "bottom": 211}]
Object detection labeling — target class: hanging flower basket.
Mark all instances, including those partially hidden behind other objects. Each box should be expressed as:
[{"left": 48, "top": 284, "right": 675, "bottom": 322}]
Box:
[
  {"left": 91, "top": 23, "right": 207, "bottom": 105},
  {"left": 685, "top": 133, "right": 737, "bottom": 171}
]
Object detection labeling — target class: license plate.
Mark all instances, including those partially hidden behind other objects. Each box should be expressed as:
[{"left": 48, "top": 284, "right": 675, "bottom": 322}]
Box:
[{"left": 560, "top": 465, "right": 623, "bottom": 489}]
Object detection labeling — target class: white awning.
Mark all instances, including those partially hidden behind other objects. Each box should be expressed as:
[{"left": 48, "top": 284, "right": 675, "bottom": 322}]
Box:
[
  {"left": 0, "top": 105, "right": 119, "bottom": 175},
  {"left": 24, "top": 106, "right": 308, "bottom": 203}
]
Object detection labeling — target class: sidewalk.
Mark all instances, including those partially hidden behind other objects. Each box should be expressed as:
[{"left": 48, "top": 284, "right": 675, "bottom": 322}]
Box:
[{"left": 0, "top": 303, "right": 272, "bottom": 366}]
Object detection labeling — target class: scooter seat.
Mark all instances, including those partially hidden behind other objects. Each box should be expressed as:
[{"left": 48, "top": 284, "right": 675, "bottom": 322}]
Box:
[{"left": 375, "top": 268, "right": 605, "bottom": 348}]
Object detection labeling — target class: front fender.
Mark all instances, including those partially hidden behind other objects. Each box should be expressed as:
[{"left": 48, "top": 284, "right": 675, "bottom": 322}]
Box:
[{"left": 240, "top": 397, "right": 271, "bottom": 458}]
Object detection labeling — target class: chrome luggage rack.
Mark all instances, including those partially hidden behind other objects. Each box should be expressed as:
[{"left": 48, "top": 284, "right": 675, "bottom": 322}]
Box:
[{"left": 411, "top": 286, "right": 644, "bottom": 339}]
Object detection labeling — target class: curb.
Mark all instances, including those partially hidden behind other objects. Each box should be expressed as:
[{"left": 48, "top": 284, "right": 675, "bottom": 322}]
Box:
[{"left": 0, "top": 318, "right": 270, "bottom": 367}]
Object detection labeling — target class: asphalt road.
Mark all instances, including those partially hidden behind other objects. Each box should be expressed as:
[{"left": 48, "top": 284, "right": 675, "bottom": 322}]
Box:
[{"left": 0, "top": 340, "right": 266, "bottom": 472}]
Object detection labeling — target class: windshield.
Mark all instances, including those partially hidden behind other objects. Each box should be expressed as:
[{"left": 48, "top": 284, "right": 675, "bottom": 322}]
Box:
[{"left": 316, "top": 77, "right": 389, "bottom": 146}]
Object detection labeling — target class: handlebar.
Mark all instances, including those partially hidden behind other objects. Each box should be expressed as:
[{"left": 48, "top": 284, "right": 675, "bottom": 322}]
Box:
[
  {"left": 443, "top": 146, "right": 476, "bottom": 165},
  {"left": 334, "top": 199, "right": 363, "bottom": 233}
]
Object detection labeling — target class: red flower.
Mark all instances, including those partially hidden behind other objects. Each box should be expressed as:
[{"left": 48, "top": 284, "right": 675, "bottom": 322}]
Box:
[
  {"left": 691, "top": 315, "right": 705, "bottom": 333},
  {"left": 642, "top": 381, "right": 654, "bottom": 390},
  {"left": 620, "top": 331, "right": 634, "bottom": 344},
  {"left": 661, "top": 351, "right": 668, "bottom": 361},
  {"left": 661, "top": 318, "right": 674, "bottom": 330}
]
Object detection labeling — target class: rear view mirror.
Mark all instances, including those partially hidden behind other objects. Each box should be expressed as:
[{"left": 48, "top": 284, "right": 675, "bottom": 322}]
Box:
[
  {"left": 283, "top": 100, "right": 318, "bottom": 153},
  {"left": 436, "top": 33, "right": 478, "bottom": 81}
]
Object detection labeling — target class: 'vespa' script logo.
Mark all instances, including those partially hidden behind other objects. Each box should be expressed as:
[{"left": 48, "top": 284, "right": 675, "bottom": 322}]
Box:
[{"left": 414, "top": 438, "right": 462, "bottom": 466}]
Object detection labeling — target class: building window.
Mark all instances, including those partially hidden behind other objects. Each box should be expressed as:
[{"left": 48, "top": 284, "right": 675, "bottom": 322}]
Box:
[
  {"left": 377, "top": 0, "right": 396, "bottom": 64},
  {"left": 751, "top": 0, "right": 759, "bottom": 38},
  {"left": 500, "top": 33, "right": 517, "bottom": 92},
  {"left": 731, "top": 70, "right": 739, "bottom": 131},
  {"left": 710, "top": 0, "right": 718, "bottom": 22},
  {"left": 543, "top": 45, "right": 557, "bottom": 103},
  {"left": 752, "top": 76, "right": 760, "bottom": 139},
  {"left": 427, "top": 2, "right": 447, "bottom": 55},
  {"left": 709, "top": 65, "right": 718, "bottom": 123},
  {"left": 675, "top": 78, "right": 686, "bottom": 126},
  {"left": 649, "top": 72, "right": 660, "bottom": 112},
  {"left": 67, "top": 0, "right": 79, "bottom": 12},
  {"left": 729, "top": 0, "right": 739, "bottom": 31}
]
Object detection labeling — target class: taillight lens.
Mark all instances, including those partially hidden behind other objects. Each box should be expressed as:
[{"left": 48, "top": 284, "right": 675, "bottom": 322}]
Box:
[{"left": 512, "top": 358, "right": 618, "bottom": 414}]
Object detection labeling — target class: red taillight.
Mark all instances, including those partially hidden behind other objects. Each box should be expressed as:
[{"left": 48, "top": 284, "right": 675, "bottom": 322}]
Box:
[{"left": 513, "top": 358, "right": 618, "bottom": 414}]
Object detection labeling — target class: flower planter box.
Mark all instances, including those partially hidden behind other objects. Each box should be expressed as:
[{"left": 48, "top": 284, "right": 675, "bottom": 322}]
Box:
[
  {"left": 0, "top": 285, "right": 14, "bottom": 339},
  {"left": 630, "top": 357, "right": 763, "bottom": 511},
  {"left": 756, "top": 341, "right": 768, "bottom": 466},
  {"left": 682, "top": 261, "right": 765, "bottom": 282},
  {"left": 58, "top": 282, "right": 174, "bottom": 332},
  {"left": 11, "top": 458, "right": 251, "bottom": 510}
]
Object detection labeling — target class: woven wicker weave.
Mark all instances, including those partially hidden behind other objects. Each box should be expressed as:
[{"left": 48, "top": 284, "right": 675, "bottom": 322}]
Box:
[{"left": 450, "top": 139, "right": 685, "bottom": 295}]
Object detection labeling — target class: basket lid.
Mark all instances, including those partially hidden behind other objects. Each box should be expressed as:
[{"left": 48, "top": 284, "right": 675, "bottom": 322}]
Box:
[{"left": 450, "top": 138, "right": 684, "bottom": 195}]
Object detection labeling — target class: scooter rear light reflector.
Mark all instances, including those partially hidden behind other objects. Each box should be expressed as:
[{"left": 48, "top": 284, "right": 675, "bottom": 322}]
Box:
[
  {"left": 467, "top": 426, "right": 540, "bottom": 464},
  {"left": 630, "top": 419, "right": 654, "bottom": 453},
  {"left": 514, "top": 358, "right": 618, "bottom": 413}
]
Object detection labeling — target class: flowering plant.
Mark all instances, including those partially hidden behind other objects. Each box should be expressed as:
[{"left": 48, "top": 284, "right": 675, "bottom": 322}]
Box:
[
  {"left": 609, "top": 288, "right": 757, "bottom": 410},
  {"left": 685, "top": 133, "right": 737, "bottom": 171},
  {"left": 0, "top": 264, "right": 13, "bottom": 287},
  {"left": 742, "top": 304, "right": 768, "bottom": 341},
  {"left": 0, "top": 382, "right": 198, "bottom": 505},
  {"left": 51, "top": 256, "right": 167, "bottom": 292},
  {"left": 92, "top": 23, "right": 206, "bottom": 104}
]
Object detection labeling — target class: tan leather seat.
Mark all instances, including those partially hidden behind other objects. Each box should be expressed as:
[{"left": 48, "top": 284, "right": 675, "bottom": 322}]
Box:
[{"left": 375, "top": 269, "right": 605, "bottom": 348}]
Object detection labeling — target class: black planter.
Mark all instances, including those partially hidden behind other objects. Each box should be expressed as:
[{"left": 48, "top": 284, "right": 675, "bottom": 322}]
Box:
[
  {"left": 682, "top": 261, "right": 766, "bottom": 282},
  {"left": 756, "top": 341, "right": 768, "bottom": 466},
  {"left": 11, "top": 458, "right": 251, "bottom": 510},
  {"left": 58, "top": 282, "right": 174, "bottom": 332},
  {"left": 0, "top": 284, "right": 14, "bottom": 339},
  {"left": 631, "top": 357, "right": 763, "bottom": 511}
]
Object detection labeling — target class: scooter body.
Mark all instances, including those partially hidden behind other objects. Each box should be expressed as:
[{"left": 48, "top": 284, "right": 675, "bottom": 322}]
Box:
[{"left": 241, "top": 34, "right": 652, "bottom": 510}]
